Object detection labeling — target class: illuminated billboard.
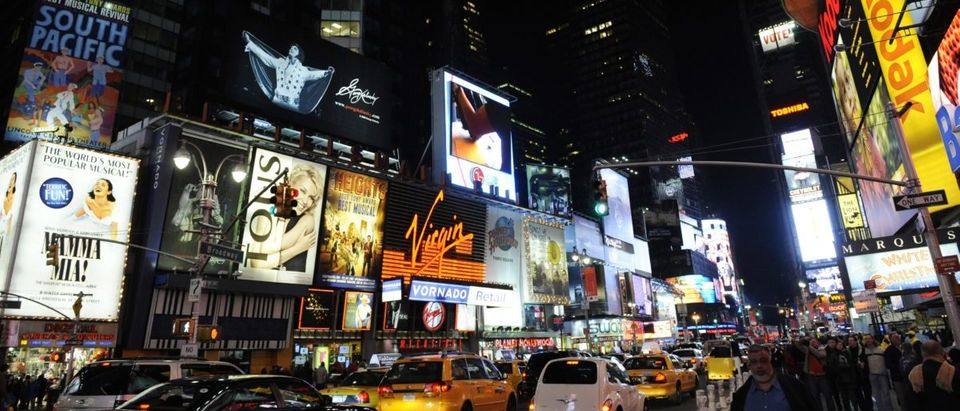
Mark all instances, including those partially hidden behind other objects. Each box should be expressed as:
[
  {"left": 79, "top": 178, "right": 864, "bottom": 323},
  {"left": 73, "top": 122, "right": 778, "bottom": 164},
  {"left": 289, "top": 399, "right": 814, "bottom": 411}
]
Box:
[
  {"left": 522, "top": 217, "right": 569, "bottom": 305},
  {"left": 298, "top": 289, "right": 336, "bottom": 330},
  {"left": 842, "top": 233, "right": 960, "bottom": 293},
  {"left": 666, "top": 275, "right": 720, "bottom": 304},
  {"left": 780, "top": 129, "right": 822, "bottom": 202},
  {"left": 929, "top": 10, "right": 960, "bottom": 173},
  {"left": 806, "top": 266, "right": 843, "bottom": 295},
  {"left": 0, "top": 145, "right": 33, "bottom": 293},
  {"left": 4, "top": 0, "right": 130, "bottom": 148},
  {"left": 4, "top": 141, "right": 139, "bottom": 320},
  {"left": 758, "top": 20, "right": 797, "bottom": 53},
  {"left": 240, "top": 147, "right": 327, "bottom": 285},
  {"left": 600, "top": 168, "right": 634, "bottom": 245},
  {"left": 431, "top": 69, "right": 516, "bottom": 202},
  {"left": 525, "top": 164, "right": 571, "bottom": 217},
  {"left": 790, "top": 200, "right": 837, "bottom": 263},
  {"left": 316, "top": 169, "right": 386, "bottom": 290}
]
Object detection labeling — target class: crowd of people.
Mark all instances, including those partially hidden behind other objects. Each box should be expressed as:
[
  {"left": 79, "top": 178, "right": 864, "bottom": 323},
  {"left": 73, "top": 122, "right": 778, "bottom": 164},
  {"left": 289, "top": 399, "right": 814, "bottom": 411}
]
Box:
[
  {"left": 1, "top": 374, "right": 53, "bottom": 411},
  {"left": 733, "top": 330, "right": 960, "bottom": 411}
]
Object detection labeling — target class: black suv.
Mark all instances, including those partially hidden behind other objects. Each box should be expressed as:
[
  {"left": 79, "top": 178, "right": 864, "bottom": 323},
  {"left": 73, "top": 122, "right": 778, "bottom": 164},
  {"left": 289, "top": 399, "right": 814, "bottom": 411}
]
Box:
[
  {"left": 518, "top": 350, "right": 590, "bottom": 399},
  {"left": 117, "top": 375, "right": 351, "bottom": 410}
]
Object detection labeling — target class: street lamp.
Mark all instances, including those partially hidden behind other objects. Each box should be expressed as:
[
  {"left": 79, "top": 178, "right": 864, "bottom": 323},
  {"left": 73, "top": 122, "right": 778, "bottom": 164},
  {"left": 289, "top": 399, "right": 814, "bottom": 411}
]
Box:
[
  {"left": 690, "top": 313, "right": 701, "bottom": 340},
  {"left": 173, "top": 140, "right": 247, "bottom": 348},
  {"left": 571, "top": 248, "right": 594, "bottom": 352}
]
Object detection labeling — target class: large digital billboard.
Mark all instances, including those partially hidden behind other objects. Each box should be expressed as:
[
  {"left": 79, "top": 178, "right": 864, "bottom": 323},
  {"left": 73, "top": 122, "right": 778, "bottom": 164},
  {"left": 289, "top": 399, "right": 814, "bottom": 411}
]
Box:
[
  {"left": 522, "top": 217, "right": 569, "bottom": 305},
  {"left": 525, "top": 164, "right": 571, "bottom": 217},
  {"left": 431, "top": 70, "right": 516, "bottom": 202},
  {"left": 665, "top": 275, "right": 720, "bottom": 304},
  {"left": 5, "top": 141, "right": 139, "bottom": 320},
  {"left": 240, "top": 147, "right": 327, "bottom": 285},
  {"left": 0, "top": 145, "right": 34, "bottom": 293},
  {"left": 780, "top": 129, "right": 822, "bottom": 202},
  {"left": 790, "top": 200, "right": 837, "bottom": 263},
  {"left": 758, "top": 21, "right": 797, "bottom": 53},
  {"left": 842, "top": 233, "right": 960, "bottom": 293},
  {"left": 806, "top": 266, "right": 843, "bottom": 295},
  {"left": 316, "top": 169, "right": 386, "bottom": 290},
  {"left": 4, "top": 0, "right": 130, "bottom": 148},
  {"left": 600, "top": 168, "right": 634, "bottom": 244},
  {"left": 298, "top": 289, "right": 336, "bottom": 330},
  {"left": 831, "top": 42, "right": 866, "bottom": 145},
  {"left": 863, "top": 0, "right": 960, "bottom": 214},
  {"left": 928, "top": 10, "right": 960, "bottom": 174}
]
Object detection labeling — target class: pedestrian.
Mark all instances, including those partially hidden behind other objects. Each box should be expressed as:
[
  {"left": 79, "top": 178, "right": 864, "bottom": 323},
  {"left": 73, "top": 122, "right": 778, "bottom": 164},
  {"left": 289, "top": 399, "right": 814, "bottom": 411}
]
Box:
[
  {"left": 313, "top": 363, "right": 328, "bottom": 390},
  {"left": 847, "top": 335, "right": 872, "bottom": 411},
  {"left": 885, "top": 332, "right": 908, "bottom": 407},
  {"left": 797, "top": 337, "right": 836, "bottom": 411},
  {"left": 906, "top": 340, "right": 960, "bottom": 408},
  {"left": 947, "top": 347, "right": 960, "bottom": 367},
  {"left": 862, "top": 334, "right": 893, "bottom": 411},
  {"left": 731, "top": 344, "right": 820, "bottom": 411},
  {"left": 825, "top": 337, "right": 848, "bottom": 410},
  {"left": 32, "top": 375, "right": 47, "bottom": 409}
]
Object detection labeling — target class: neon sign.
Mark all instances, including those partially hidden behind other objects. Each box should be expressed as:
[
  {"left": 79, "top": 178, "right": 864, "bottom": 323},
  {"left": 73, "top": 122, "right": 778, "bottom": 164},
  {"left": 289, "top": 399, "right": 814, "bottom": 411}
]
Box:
[
  {"left": 668, "top": 132, "right": 689, "bottom": 144},
  {"left": 770, "top": 102, "right": 810, "bottom": 118},
  {"left": 405, "top": 190, "right": 475, "bottom": 275}
]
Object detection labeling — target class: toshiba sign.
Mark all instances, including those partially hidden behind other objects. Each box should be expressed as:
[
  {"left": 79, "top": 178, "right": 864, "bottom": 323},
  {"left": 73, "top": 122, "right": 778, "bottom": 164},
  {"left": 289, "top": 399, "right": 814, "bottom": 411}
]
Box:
[{"left": 759, "top": 21, "right": 797, "bottom": 53}]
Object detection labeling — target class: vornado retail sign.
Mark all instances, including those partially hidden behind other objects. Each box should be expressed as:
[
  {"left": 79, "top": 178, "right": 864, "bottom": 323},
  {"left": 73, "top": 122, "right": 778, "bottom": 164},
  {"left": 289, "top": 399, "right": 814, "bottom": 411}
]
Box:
[{"left": 408, "top": 279, "right": 514, "bottom": 307}]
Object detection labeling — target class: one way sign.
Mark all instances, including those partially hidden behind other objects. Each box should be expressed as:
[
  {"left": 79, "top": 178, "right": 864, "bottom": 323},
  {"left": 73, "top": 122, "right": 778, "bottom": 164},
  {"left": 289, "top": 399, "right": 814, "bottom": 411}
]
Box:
[{"left": 893, "top": 190, "right": 948, "bottom": 211}]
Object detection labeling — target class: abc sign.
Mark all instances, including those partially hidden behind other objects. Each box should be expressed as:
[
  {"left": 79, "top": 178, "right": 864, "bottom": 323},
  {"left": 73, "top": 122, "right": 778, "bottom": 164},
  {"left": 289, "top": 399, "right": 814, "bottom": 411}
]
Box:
[{"left": 422, "top": 302, "right": 446, "bottom": 332}]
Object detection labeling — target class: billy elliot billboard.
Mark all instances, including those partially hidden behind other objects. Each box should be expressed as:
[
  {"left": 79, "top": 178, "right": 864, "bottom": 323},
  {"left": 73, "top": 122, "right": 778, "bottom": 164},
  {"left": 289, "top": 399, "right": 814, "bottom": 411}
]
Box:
[
  {"left": 316, "top": 168, "right": 386, "bottom": 291},
  {"left": 525, "top": 164, "right": 571, "bottom": 217},
  {"left": 5, "top": 0, "right": 131, "bottom": 148},
  {"left": 381, "top": 184, "right": 487, "bottom": 285},
  {"left": 221, "top": 11, "right": 395, "bottom": 149}
]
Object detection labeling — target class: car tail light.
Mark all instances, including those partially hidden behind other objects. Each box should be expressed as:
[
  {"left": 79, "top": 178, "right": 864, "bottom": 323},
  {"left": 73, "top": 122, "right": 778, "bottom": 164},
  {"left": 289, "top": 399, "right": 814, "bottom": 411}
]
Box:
[
  {"left": 377, "top": 385, "right": 393, "bottom": 395},
  {"left": 528, "top": 400, "right": 536, "bottom": 411},
  {"left": 601, "top": 399, "right": 613, "bottom": 411},
  {"left": 654, "top": 373, "right": 667, "bottom": 383},
  {"left": 521, "top": 371, "right": 527, "bottom": 379},
  {"left": 137, "top": 405, "right": 150, "bottom": 410},
  {"left": 424, "top": 381, "right": 451, "bottom": 394},
  {"left": 357, "top": 390, "right": 370, "bottom": 403}
]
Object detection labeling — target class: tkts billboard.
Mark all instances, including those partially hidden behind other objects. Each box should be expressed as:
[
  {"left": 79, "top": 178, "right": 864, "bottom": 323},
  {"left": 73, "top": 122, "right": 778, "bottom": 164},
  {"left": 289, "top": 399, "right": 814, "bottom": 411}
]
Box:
[
  {"left": 241, "top": 147, "right": 327, "bottom": 285},
  {"left": 381, "top": 184, "right": 486, "bottom": 284},
  {"left": 316, "top": 169, "right": 386, "bottom": 291},
  {"left": 1, "top": 141, "right": 139, "bottom": 320},
  {"left": 4, "top": 0, "right": 130, "bottom": 148},
  {"left": 431, "top": 69, "right": 517, "bottom": 202},
  {"left": 221, "top": 12, "right": 395, "bottom": 149}
]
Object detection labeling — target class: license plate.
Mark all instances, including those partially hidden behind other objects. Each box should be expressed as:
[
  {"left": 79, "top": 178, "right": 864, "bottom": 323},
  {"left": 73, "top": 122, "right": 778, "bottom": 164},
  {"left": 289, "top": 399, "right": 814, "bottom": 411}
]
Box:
[
  {"left": 403, "top": 394, "right": 416, "bottom": 401},
  {"left": 331, "top": 395, "right": 347, "bottom": 403}
]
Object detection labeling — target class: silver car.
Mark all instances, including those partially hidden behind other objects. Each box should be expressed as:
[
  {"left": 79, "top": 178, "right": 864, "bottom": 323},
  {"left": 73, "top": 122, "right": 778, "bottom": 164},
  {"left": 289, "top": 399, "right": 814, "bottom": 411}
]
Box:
[{"left": 54, "top": 359, "right": 243, "bottom": 411}]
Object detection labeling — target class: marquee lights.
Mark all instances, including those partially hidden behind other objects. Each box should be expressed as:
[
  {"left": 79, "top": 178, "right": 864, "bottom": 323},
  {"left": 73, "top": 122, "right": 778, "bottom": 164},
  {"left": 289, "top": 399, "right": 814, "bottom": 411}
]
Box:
[{"left": 770, "top": 102, "right": 810, "bottom": 118}]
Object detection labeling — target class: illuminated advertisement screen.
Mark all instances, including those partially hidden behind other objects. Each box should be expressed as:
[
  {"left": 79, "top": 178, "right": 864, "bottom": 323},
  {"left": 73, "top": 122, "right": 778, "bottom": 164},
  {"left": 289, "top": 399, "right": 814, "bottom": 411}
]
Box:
[
  {"left": 316, "top": 169, "right": 386, "bottom": 290},
  {"left": 599, "top": 168, "right": 634, "bottom": 245},
  {"left": 843, "top": 233, "right": 960, "bottom": 293},
  {"left": 240, "top": 147, "right": 327, "bottom": 285},
  {"left": 928, "top": 10, "right": 960, "bottom": 173},
  {"left": 5, "top": 141, "right": 139, "bottom": 320},
  {"left": 298, "top": 289, "right": 336, "bottom": 330},
  {"left": 525, "top": 164, "right": 571, "bottom": 217},
  {"left": 665, "top": 275, "right": 719, "bottom": 304},
  {"left": 432, "top": 70, "right": 516, "bottom": 202},
  {"left": 522, "top": 217, "right": 569, "bottom": 305},
  {"left": 0, "top": 145, "right": 34, "bottom": 293},
  {"left": 832, "top": 41, "right": 866, "bottom": 145},
  {"left": 780, "top": 129, "right": 822, "bottom": 202},
  {"left": 341, "top": 291, "right": 373, "bottom": 331},
  {"left": 5, "top": 0, "right": 130, "bottom": 148},
  {"left": 758, "top": 20, "right": 796, "bottom": 53},
  {"left": 805, "top": 266, "right": 843, "bottom": 295},
  {"left": 790, "top": 200, "right": 837, "bottom": 263}
]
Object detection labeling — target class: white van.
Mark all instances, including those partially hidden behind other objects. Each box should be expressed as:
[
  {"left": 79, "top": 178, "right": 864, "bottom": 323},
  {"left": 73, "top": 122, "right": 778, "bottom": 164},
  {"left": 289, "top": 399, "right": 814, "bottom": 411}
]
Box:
[
  {"left": 54, "top": 359, "right": 242, "bottom": 411},
  {"left": 530, "top": 357, "right": 646, "bottom": 411}
]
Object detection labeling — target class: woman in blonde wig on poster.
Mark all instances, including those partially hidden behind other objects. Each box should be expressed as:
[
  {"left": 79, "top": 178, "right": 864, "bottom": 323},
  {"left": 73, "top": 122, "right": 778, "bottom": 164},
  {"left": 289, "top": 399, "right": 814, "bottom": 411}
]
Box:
[{"left": 248, "top": 164, "right": 324, "bottom": 271}]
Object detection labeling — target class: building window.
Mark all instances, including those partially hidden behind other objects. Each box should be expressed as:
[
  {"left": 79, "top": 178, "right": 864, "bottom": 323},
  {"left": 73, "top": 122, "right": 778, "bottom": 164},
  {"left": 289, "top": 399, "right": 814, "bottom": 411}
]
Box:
[{"left": 321, "top": 21, "right": 360, "bottom": 38}]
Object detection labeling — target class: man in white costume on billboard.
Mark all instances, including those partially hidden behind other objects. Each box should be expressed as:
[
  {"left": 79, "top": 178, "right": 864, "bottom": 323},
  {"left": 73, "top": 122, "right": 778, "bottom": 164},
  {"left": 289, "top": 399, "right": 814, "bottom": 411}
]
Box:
[
  {"left": 45, "top": 83, "right": 78, "bottom": 128},
  {"left": 242, "top": 31, "right": 334, "bottom": 114},
  {"left": 355, "top": 294, "right": 372, "bottom": 329}
]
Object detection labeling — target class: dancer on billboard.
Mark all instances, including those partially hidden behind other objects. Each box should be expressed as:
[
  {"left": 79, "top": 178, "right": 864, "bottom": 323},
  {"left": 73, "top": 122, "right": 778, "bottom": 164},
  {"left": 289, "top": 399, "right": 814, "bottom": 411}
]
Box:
[
  {"left": 87, "top": 56, "right": 113, "bottom": 104},
  {"left": 74, "top": 178, "right": 118, "bottom": 239},
  {"left": 242, "top": 31, "right": 335, "bottom": 114},
  {"left": 46, "top": 84, "right": 78, "bottom": 127},
  {"left": 51, "top": 49, "right": 74, "bottom": 87}
]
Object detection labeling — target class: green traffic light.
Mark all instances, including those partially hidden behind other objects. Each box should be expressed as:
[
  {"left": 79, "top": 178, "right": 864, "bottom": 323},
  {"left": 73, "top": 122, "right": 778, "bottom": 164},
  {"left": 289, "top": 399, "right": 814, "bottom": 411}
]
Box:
[{"left": 594, "top": 201, "right": 609, "bottom": 216}]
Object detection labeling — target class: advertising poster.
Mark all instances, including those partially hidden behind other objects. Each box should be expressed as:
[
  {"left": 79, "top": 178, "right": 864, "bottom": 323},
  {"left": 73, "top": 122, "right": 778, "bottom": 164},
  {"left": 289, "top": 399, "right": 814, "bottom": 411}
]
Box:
[
  {"left": 928, "top": 10, "right": 960, "bottom": 173},
  {"left": 241, "top": 148, "right": 327, "bottom": 285},
  {"left": 630, "top": 274, "right": 652, "bottom": 316},
  {"left": 600, "top": 168, "right": 634, "bottom": 243},
  {"left": 317, "top": 169, "right": 386, "bottom": 290},
  {"left": 665, "top": 275, "right": 719, "bottom": 304},
  {"left": 298, "top": 289, "right": 336, "bottom": 330},
  {"left": 790, "top": 200, "right": 837, "bottom": 263},
  {"left": 522, "top": 217, "right": 569, "bottom": 305},
  {"left": 851, "top": 82, "right": 914, "bottom": 237},
  {"left": 383, "top": 301, "right": 408, "bottom": 330},
  {"left": 158, "top": 139, "right": 246, "bottom": 273},
  {"left": 7, "top": 142, "right": 139, "bottom": 320},
  {"left": 831, "top": 44, "right": 866, "bottom": 144},
  {"left": 805, "top": 266, "right": 844, "bottom": 295},
  {"left": 5, "top": 0, "right": 130, "bottom": 148},
  {"left": 221, "top": 10, "right": 395, "bottom": 149},
  {"left": 780, "top": 129, "right": 822, "bottom": 202},
  {"left": 0, "top": 144, "right": 35, "bottom": 292},
  {"left": 864, "top": 0, "right": 960, "bottom": 214},
  {"left": 341, "top": 291, "right": 373, "bottom": 331},
  {"left": 484, "top": 205, "right": 522, "bottom": 322},
  {"left": 837, "top": 193, "right": 865, "bottom": 229},
  {"left": 842, "top": 233, "right": 960, "bottom": 292},
  {"left": 432, "top": 70, "right": 517, "bottom": 202},
  {"left": 525, "top": 165, "right": 571, "bottom": 217}
]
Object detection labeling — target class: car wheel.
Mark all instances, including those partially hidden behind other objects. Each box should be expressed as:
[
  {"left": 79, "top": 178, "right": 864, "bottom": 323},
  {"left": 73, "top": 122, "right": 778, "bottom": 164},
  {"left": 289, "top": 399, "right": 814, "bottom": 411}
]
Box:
[
  {"left": 671, "top": 382, "right": 683, "bottom": 405},
  {"left": 461, "top": 401, "right": 473, "bottom": 411},
  {"left": 506, "top": 396, "right": 516, "bottom": 411}
]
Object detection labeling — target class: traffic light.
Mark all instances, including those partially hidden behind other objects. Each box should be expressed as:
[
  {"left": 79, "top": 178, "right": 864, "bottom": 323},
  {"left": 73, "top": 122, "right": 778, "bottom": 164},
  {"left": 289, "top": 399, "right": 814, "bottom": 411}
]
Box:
[
  {"left": 282, "top": 186, "right": 299, "bottom": 219},
  {"left": 46, "top": 243, "right": 59, "bottom": 269},
  {"left": 269, "top": 182, "right": 300, "bottom": 219},
  {"left": 197, "top": 325, "right": 220, "bottom": 342},
  {"left": 592, "top": 177, "right": 609, "bottom": 217}
]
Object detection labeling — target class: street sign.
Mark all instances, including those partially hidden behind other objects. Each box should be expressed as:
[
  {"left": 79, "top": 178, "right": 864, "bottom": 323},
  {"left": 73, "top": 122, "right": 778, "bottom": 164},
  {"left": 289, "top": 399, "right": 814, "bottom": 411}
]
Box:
[
  {"left": 893, "top": 190, "right": 948, "bottom": 211},
  {"left": 853, "top": 289, "right": 879, "bottom": 313},
  {"left": 936, "top": 256, "right": 960, "bottom": 275},
  {"left": 200, "top": 241, "right": 245, "bottom": 263},
  {"left": 64, "top": 338, "right": 82, "bottom": 346},
  {"left": 0, "top": 300, "right": 21, "bottom": 309},
  {"left": 864, "top": 280, "right": 877, "bottom": 290},
  {"left": 188, "top": 278, "right": 202, "bottom": 303},
  {"left": 180, "top": 343, "right": 199, "bottom": 358}
]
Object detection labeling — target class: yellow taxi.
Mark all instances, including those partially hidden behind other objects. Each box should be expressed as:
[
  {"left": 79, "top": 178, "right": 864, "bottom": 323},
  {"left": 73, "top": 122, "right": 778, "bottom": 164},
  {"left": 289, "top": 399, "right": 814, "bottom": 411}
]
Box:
[
  {"left": 378, "top": 352, "right": 517, "bottom": 411},
  {"left": 494, "top": 360, "right": 526, "bottom": 393},
  {"left": 704, "top": 341, "right": 742, "bottom": 381},
  {"left": 623, "top": 353, "right": 698, "bottom": 405},
  {"left": 319, "top": 368, "right": 387, "bottom": 407}
]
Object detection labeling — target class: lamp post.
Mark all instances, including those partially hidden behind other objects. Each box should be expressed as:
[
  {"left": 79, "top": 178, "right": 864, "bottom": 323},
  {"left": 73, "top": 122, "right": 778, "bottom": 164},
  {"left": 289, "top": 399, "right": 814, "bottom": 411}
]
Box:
[
  {"left": 172, "top": 141, "right": 247, "bottom": 347},
  {"left": 798, "top": 281, "right": 810, "bottom": 330},
  {"left": 691, "top": 313, "right": 701, "bottom": 340},
  {"left": 571, "top": 249, "right": 593, "bottom": 352}
]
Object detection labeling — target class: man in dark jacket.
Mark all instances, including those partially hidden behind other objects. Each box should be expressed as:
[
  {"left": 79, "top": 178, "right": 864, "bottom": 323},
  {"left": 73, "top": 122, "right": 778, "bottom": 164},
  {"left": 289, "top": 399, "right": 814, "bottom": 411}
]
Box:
[
  {"left": 732, "top": 345, "right": 821, "bottom": 411},
  {"left": 884, "top": 332, "right": 906, "bottom": 408},
  {"left": 904, "top": 340, "right": 960, "bottom": 408}
]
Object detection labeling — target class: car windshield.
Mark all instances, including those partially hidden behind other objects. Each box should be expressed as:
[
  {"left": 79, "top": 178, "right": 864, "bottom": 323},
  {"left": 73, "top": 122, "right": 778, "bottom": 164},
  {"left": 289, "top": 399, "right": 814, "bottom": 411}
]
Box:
[
  {"left": 674, "top": 349, "right": 697, "bottom": 357},
  {"left": 495, "top": 363, "right": 513, "bottom": 374},
  {"left": 527, "top": 352, "right": 574, "bottom": 379},
  {"left": 624, "top": 357, "right": 668, "bottom": 370},
  {"left": 118, "top": 382, "right": 217, "bottom": 410},
  {"left": 710, "top": 347, "right": 733, "bottom": 357},
  {"left": 384, "top": 362, "right": 442, "bottom": 384},
  {"left": 64, "top": 363, "right": 171, "bottom": 396},
  {"left": 340, "top": 371, "right": 384, "bottom": 386},
  {"left": 541, "top": 361, "right": 597, "bottom": 385}
]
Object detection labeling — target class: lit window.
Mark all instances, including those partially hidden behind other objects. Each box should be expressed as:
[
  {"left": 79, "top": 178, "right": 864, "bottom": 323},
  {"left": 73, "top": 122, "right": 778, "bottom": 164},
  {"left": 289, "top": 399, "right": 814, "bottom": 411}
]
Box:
[{"left": 321, "top": 20, "right": 360, "bottom": 38}]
